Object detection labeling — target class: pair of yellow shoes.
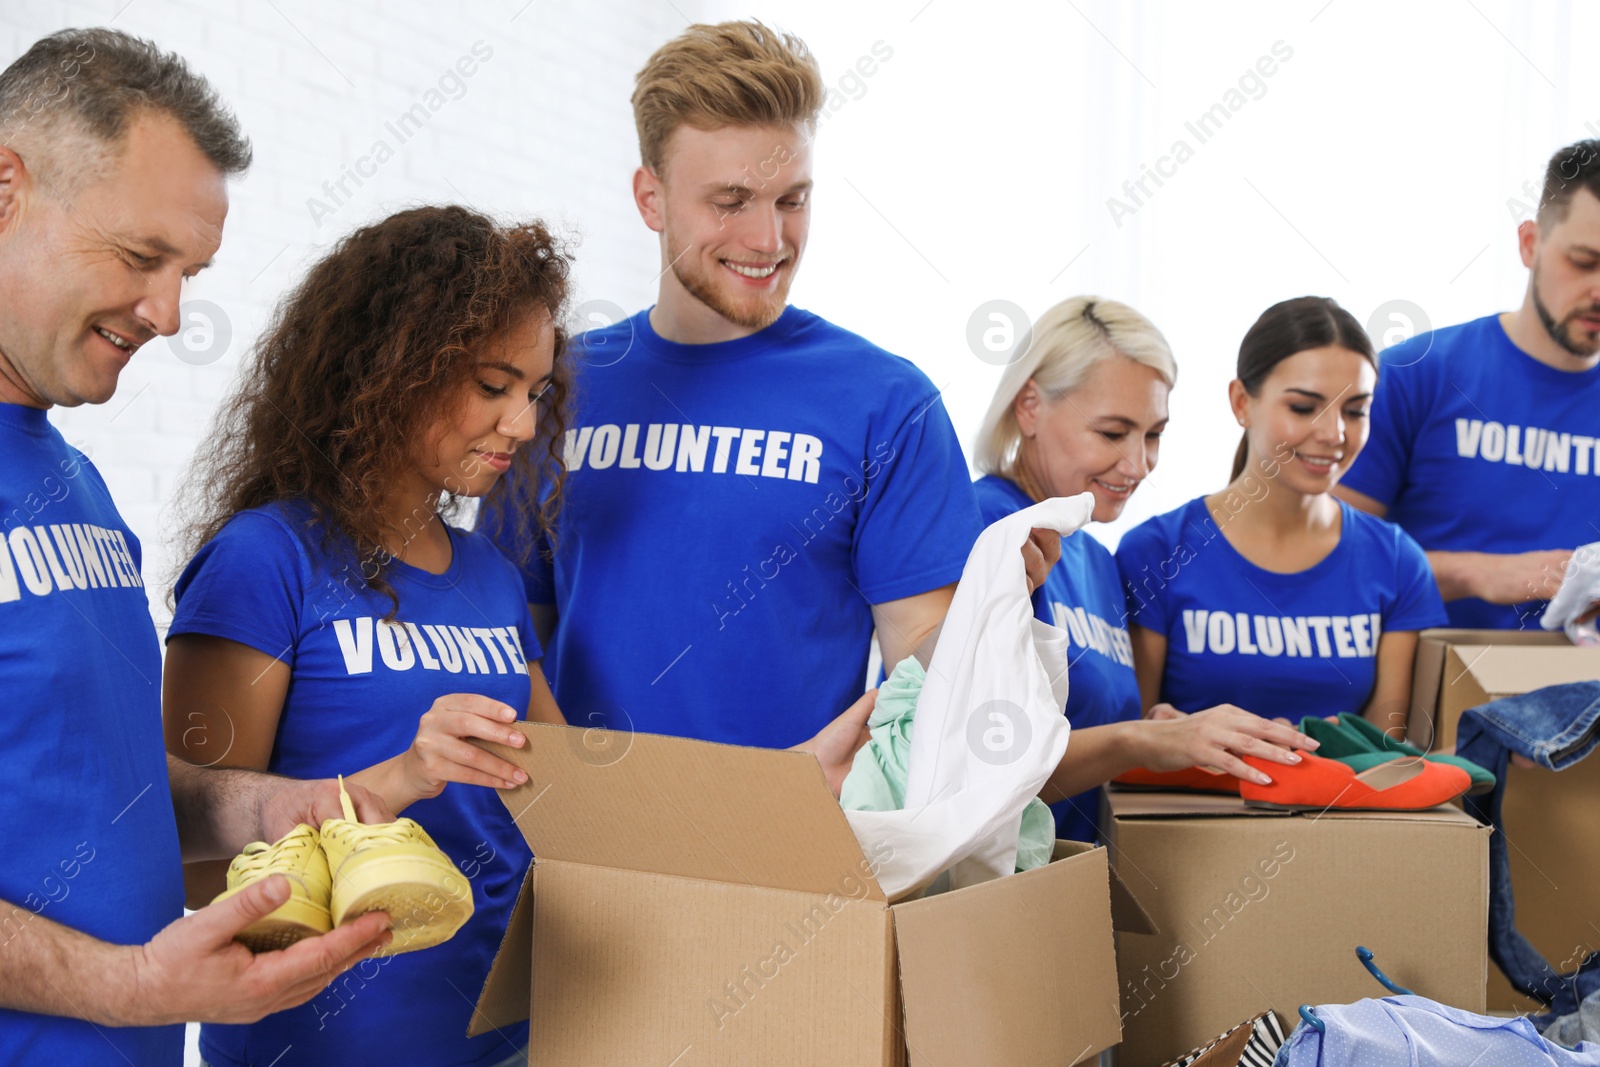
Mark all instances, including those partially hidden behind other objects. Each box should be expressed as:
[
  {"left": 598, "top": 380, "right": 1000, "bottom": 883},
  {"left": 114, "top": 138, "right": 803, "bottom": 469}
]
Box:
[{"left": 215, "top": 777, "right": 474, "bottom": 956}]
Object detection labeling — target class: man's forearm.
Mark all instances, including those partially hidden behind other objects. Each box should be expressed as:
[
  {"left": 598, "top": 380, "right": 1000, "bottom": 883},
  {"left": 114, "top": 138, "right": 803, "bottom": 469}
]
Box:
[
  {"left": 167, "top": 754, "right": 274, "bottom": 863},
  {"left": 872, "top": 585, "right": 957, "bottom": 674},
  {"left": 909, "top": 620, "right": 943, "bottom": 670},
  {"left": 0, "top": 898, "right": 138, "bottom": 1026},
  {"left": 1428, "top": 547, "right": 1570, "bottom": 606},
  {"left": 1425, "top": 550, "right": 1480, "bottom": 602},
  {"left": 878, "top": 616, "right": 943, "bottom": 673}
]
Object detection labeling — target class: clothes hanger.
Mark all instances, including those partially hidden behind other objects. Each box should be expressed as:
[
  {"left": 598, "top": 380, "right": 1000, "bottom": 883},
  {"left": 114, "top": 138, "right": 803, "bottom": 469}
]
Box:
[{"left": 1297, "top": 945, "right": 1415, "bottom": 1036}]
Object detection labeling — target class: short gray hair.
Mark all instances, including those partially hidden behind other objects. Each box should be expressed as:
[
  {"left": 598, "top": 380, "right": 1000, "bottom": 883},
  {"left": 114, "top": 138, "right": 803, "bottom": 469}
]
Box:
[{"left": 0, "top": 27, "right": 251, "bottom": 185}]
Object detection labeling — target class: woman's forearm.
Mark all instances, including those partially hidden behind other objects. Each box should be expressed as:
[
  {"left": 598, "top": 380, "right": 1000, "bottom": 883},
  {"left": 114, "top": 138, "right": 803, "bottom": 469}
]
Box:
[
  {"left": 1041, "top": 721, "right": 1146, "bottom": 804},
  {"left": 346, "top": 755, "right": 426, "bottom": 817}
]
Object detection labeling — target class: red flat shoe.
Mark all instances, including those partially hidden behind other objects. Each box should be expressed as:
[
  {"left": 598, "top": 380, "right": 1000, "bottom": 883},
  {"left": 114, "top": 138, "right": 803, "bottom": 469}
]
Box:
[
  {"left": 1112, "top": 766, "right": 1241, "bottom": 794},
  {"left": 1238, "top": 751, "right": 1471, "bottom": 811}
]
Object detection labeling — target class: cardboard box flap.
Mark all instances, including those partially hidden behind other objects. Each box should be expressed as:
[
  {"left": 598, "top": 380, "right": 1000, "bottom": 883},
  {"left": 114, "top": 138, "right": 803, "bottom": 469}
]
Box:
[
  {"left": 1444, "top": 644, "right": 1600, "bottom": 698},
  {"left": 469, "top": 863, "right": 535, "bottom": 1037},
  {"left": 1053, "top": 840, "right": 1156, "bottom": 934},
  {"left": 891, "top": 845, "right": 1123, "bottom": 1065},
  {"left": 485, "top": 722, "right": 884, "bottom": 899},
  {"left": 1411, "top": 629, "right": 1600, "bottom": 747},
  {"left": 1420, "top": 628, "right": 1572, "bottom": 648}
]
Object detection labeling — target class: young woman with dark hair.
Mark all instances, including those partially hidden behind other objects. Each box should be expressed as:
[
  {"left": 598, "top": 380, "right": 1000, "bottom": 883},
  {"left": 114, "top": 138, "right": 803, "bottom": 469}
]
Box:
[
  {"left": 164, "top": 204, "right": 569, "bottom": 1067},
  {"left": 1116, "top": 296, "right": 1448, "bottom": 733}
]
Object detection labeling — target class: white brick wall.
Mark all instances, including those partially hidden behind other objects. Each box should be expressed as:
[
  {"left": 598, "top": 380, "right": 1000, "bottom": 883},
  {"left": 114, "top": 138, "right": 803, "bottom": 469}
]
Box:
[{"left": 2, "top": 0, "right": 703, "bottom": 631}]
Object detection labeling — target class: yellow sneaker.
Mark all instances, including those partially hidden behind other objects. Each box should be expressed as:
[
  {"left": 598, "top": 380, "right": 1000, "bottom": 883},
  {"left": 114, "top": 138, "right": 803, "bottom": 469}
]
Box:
[
  {"left": 319, "top": 776, "right": 474, "bottom": 956},
  {"left": 213, "top": 823, "right": 333, "bottom": 953}
]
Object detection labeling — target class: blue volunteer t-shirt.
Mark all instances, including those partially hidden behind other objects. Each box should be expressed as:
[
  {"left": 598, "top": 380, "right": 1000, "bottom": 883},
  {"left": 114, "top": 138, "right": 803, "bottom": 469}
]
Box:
[
  {"left": 1116, "top": 496, "right": 1448, "bottom": 718},
  {"left": 1341, "top": 314, "right": 1600, "bottom": 629},
  {"left": 170, "top": 501, "right": 536, "bottom": 1067},
  {"left": 974, "top": 477, "right": 1140, "bottom": 845},
  {"left": 0, "top": 403, "right": 184, "bottom": 1065},
  {"left": 483, "top": 305, "right": 982, "bottom": 748}
]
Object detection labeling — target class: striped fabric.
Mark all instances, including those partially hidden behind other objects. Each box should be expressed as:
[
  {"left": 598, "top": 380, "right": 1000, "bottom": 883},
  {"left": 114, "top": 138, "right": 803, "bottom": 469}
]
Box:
[
  {"left": 1161, "top": 1010, "right": 1290, "bottom": 1067},
  {"left": 1239, "top": 1011, "right": 1288, "bottom": 1067}
]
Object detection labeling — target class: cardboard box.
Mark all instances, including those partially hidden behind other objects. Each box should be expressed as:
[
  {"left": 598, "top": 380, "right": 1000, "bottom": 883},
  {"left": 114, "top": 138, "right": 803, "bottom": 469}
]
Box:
[
  {"left": 1409, "top": 628, "right": 1600, "bottom": 1012},
  {"left": 1407, "top": 628, "right": 1600, "bottom": 749},
  {"left": 472, "top": 723, "right": 1153, "bottom": 1066},
  {"left": 1105, "top": 789, "right": 1488, "bottom": 1067}
]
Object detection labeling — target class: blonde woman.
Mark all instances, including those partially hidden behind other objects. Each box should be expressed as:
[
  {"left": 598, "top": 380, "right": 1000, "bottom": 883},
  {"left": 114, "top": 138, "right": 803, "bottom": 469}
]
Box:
[{"left": 975, "top": 296, "right": 1313, "bottom": 841}]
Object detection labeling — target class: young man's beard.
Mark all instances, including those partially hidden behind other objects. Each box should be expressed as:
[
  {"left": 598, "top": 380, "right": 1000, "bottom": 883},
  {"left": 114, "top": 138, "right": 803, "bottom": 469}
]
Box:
[
  {"left": 667, "top": 237, "right": 791, "bottom": 331},
  {"left": 1532, "top": 262, "right": 1600, "bottom": 358}
]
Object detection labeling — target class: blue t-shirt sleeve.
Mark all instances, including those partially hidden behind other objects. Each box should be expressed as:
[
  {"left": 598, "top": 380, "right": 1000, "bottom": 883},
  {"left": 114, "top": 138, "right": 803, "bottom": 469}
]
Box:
[
  {"left": 1341, "top": 358, "right": 1420, "bottom": 508},
  {"left": 852, "top": 393, "right": 982, "bottom": 604},
  {"left": 476, "top": 478, "right": 555, "bottom": 606},
  {"left": 1115, "top": 519, "right": 1171, "bottom": 634},
  {"left": 1383, "top": 526, "right": 1449, "bottom": 633},
  {"left": 973, "top": 487, "right": 1011, "bottom": 528},
  {"left": 169, "top": 511, "right": 306, "bottom": 665}
]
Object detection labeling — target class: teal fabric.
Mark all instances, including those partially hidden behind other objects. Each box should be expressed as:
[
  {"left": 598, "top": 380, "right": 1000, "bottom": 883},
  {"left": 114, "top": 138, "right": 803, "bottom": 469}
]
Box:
[
  {"left": 841, "top": 657, "right": 1056, "bottom": 873},
  {"left": 1296, "top": 714, "right": 1496, "bottom": 794},
  {"left": 1337, "top": 712, "right": 1496, "bottom": 792}
]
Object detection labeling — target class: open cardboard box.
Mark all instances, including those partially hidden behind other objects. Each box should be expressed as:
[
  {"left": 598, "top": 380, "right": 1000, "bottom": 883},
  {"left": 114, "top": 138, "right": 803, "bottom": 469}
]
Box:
[
  {"left": 472, "top": 723, "right": 1153, "bottom": 1066},
  {"left": 1407, "top": 628, "right": 1600, "bottom": 749},
  {"left": 1104, "top": 789, "right": 1488, "bottom": 1067},
  {"left": 1409, "top": 628, "right": 1600, "bottom": 1012}
]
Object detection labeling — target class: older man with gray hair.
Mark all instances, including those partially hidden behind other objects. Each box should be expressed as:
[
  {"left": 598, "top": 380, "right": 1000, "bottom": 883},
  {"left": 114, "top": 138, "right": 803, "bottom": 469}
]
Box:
[{"left": 0, "top": 27, "right": 391, "bottom": 1064}]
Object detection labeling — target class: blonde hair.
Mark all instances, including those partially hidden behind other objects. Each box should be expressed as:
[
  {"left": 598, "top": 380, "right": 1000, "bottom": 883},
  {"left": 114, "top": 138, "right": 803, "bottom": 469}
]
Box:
[
  {"left": 631, "top": 20, "right": 824, "bottom": 173},
  {"left": 976, "top": 296, "right": 1177, "bottom": 478}
]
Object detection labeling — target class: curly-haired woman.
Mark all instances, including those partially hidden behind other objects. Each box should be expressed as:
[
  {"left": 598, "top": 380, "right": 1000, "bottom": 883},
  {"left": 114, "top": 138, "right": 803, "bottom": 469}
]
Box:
[{"left": 163, "top": 205, "right": 567, "bottom": 1067}]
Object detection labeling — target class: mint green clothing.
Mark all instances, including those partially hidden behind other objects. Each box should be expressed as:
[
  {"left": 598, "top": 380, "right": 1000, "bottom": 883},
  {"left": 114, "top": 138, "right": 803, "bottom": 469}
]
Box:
[{"left": 841, "top": 657, "right": 1056, "bottom": 872}]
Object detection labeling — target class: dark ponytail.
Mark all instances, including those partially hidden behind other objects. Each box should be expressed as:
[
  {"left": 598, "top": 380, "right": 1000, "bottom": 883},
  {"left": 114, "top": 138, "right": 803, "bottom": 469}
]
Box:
[
  {"left": 1231, "top": 435, "right": 1251, "bottom": 485},
  {"left": 1229, "top": 296, "right": 1376, "bottom": 481}
]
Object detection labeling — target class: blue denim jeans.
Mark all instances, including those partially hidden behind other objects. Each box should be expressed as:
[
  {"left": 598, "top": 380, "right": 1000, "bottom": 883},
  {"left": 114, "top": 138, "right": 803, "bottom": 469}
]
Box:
[{"left": 1458, "top": 680, "right": 1600, "bottom": 1019}]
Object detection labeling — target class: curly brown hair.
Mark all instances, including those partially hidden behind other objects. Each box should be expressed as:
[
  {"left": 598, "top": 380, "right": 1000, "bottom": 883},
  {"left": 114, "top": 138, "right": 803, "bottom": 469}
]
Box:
[{"left": 177, "top": 204, "right": 572, "bottom": 615}]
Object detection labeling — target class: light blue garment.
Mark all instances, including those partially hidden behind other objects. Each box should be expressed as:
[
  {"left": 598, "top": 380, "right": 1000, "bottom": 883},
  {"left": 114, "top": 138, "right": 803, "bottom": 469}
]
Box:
[
  {"left": 1277, "top": 996, "right": 1600, "bottom": 1066},
  {"left": 840, "top": 657, "right": 1056, "bottom": 872}
]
